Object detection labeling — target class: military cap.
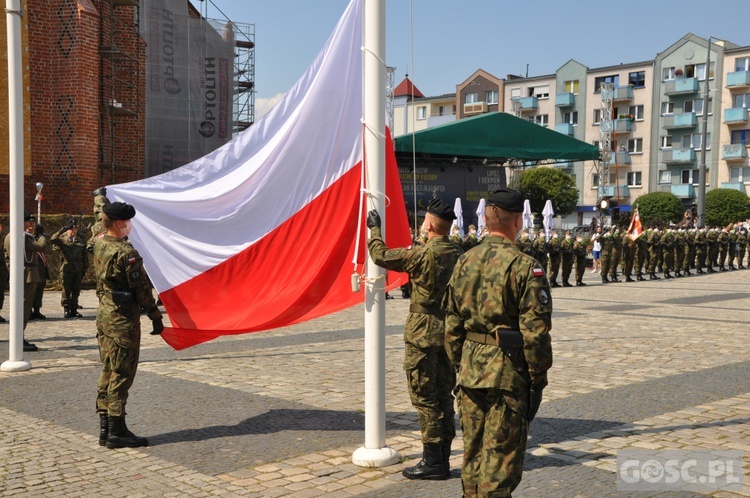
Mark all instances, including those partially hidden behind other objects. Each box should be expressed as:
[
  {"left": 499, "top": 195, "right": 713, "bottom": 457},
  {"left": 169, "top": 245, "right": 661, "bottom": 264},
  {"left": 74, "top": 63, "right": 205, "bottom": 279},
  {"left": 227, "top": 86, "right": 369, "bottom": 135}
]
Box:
[
  {"left": 426, "top": 198, "right": 456, "bottom": 221},
  {"left": 24, "top": 211, "right": 34, "bottom": 222},
  {"left": 103, "top": 201, "right": 136, "bottom": 221},
  {"left": 68, "top": 218, "right": 78, "bottom": 228},
  {"left": 486, "top": 187, "right": 524, "bottom": 212}
]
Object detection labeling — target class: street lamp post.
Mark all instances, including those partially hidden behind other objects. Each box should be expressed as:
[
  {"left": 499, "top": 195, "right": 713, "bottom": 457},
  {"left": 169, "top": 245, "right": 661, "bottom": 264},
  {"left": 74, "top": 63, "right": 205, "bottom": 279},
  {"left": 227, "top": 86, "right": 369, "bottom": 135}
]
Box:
[{"left": 697, "top": 36, "right": 717, "bottom": 228}]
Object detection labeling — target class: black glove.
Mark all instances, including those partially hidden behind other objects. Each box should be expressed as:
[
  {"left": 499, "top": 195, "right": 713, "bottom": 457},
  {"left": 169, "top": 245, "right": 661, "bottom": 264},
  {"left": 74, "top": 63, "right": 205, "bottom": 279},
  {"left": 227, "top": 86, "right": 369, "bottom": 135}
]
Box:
[
  {"left": 527, "top": 387, "right": 543, "bottom": 422},
  {"left": 366, "top": 210, "right": 381, "bottom": 229},
  {"left": 150, "top": 318, "right": 164, "bottom": 335},
  {"left": 35, "top": 224, "right": 44, "bottom": 237}
]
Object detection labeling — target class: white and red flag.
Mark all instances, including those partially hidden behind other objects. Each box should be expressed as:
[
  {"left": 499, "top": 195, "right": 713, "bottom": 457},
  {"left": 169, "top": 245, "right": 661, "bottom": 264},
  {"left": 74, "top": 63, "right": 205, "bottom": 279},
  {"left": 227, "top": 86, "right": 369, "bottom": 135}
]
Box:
[
  {"left": 106, "top": 0, "right": 411, "bottom": 350},
  {"left": 628, "top": 207, "right": 644, "bottom": 240}
]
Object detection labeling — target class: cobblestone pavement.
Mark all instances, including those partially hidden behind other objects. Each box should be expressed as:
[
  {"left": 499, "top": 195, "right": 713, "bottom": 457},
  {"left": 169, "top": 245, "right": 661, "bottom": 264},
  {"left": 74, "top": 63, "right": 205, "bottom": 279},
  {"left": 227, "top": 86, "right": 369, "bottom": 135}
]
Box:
[{"left": 1, "top": 268, "right": 750, "bottom": 497}]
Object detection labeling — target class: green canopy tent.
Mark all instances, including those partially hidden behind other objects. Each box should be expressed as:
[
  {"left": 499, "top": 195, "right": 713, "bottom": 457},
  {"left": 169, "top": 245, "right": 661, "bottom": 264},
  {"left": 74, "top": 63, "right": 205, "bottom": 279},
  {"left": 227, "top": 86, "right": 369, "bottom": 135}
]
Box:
[{"left": 394, "top": 111, "right": 600, "bottom": 163}]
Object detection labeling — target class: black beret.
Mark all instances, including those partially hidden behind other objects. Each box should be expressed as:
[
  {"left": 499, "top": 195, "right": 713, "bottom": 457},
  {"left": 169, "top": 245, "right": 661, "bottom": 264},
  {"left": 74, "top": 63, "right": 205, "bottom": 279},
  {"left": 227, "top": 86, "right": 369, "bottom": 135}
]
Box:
[
  {"left": 103, "top": 201, "right": 136, "bottom": 221},
  {"left": 68, "top": 219, "right": 78, "bottom": 228},
  {"left": 426, "top": 198, "right": 456, "bottom": 221},
  {"left": 24, "top": 211, "right": 34, "bottom": 222},
  {"left": 486, "top": 188, "right": 524, "bottom": 213}
]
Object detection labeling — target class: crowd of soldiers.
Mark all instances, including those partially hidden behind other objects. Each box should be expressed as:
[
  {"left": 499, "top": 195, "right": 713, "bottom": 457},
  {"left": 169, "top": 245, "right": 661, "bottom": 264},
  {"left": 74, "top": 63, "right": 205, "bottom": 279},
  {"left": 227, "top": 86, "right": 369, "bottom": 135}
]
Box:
[{"left": 512, "top": 224, "right": 750, "bottom": 286}]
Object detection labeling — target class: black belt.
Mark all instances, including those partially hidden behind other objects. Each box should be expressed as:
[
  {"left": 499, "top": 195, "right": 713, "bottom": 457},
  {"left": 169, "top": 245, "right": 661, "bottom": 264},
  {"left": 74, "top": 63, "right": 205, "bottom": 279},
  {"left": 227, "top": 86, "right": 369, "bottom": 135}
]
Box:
[
  {"left": 409, "top": 303, "right": 445, "bottom": 320},
  {"left": 465, "top": 329, "right": 524, "bottom": 348}
]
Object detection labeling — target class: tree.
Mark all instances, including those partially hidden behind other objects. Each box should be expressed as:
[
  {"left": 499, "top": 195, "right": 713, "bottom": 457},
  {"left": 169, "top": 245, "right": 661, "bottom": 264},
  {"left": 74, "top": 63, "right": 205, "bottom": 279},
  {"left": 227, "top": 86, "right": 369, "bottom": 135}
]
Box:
[
  {"left": 633, "top": 191, "right": 683, "bottom": 227},
  {"left": 705, "top": 188, "right": 750, "bottom": 227},
  {"left": 516, "top": 166, "right": 579, "bottom": 217}
]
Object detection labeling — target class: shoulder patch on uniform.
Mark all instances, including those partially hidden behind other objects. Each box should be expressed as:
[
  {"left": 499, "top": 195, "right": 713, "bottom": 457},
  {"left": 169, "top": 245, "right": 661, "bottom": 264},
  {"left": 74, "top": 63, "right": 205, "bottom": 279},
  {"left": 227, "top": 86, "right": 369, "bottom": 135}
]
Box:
[
  {"left": 532, "top": 267, "right": 544, "bottom": 277},
  {"left": 538, "top": 288, "right": 551, "bottom": 305},
  {"left": 128, "top": 257, "right": 137, "bottom": 265}
]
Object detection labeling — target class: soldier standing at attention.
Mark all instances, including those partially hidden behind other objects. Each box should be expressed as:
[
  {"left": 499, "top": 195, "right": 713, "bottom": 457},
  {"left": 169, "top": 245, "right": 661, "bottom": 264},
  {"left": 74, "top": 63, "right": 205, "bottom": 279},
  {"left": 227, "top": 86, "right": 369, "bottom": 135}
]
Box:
[
  {"left": 546, "top": 231, "right": 561, "bottom": 288},
  {"left": 599, "top": 226, "right": 614, "bottom": 283},
  {"left": 737, "top": 227, "right": 747, "bottom": 268},
  {"left": 559, "top": 230, "right": 574, "bottom": 287},
  {"left": 695, "top": 227, "right": 707, "bottom": 274},
  {"left": 51, "top": 219, "right": 88, "bottom": 318},
  {"left": 445, "top": 188, "right": 552, "bottom": 497},
  {"left": 532, "top": 229, "right": 548, "bottom": 275},
  {"left": 572, "top": 233, "right": 588, "bottom": 286},
  {"left": 94, "top": 200, "right": 163, "bottom": 449},
  {"left": 367, "top": 198, "right": 463, "bottom": 480}
]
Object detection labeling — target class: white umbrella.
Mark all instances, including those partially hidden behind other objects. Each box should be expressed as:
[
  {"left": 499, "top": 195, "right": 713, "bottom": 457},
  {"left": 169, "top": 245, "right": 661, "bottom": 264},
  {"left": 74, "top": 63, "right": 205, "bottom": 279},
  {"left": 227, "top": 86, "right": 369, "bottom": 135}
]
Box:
[
  {"left": 476, "top": 198, "right": 486, "bottom": 235},
  {"left": 451, "top": 197, "right": 464, "bottom": 237},
  {"left": 542, "top": 199, "right": 555, "bottom": 241},
  {"left": 522, "top": 199, "right": 533, "bottom": 229}
]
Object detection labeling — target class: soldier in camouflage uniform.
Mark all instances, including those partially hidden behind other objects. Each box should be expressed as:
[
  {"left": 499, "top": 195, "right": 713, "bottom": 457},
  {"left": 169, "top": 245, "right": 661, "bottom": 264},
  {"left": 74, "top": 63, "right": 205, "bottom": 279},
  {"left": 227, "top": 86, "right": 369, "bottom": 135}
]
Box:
[
  {"left": 673, "top": 229, "right": 685, "bottom": 277},
  {"left": 367, "top": 198, "right": 463, "bottom": 480},
  {"left": 647, "top": 228, "right": 661, "bottom": 279},
  {"left": 706, "top": 228, "right": 719, "bottom": 272},
  {"left": 546, "top": 231, "right": 561, "bottom": 287},
  {"left": 737, "top": 227, "right": 747, "bottom": 268},
  {"left": 94, "top": 200, "right": 163, "bottom": 449},
  {"left": 717, "top": 227, "right": 729, "bottom": 271},
  {"left": 661, "top": 228, "right": 675, "bottom": 278},
  {"left": 516, "top": 229, "right": 534, "bottom": 258},
  {"left": 683, "top": 228, "right": 695, "bottom": 276},
  {"left": 51, "top": 219, "right": 88, "bottom": 318},
  {"left": 559, "top": 231, "right": 574, "bottom": 287},
  {"left": 727, "top": 226, "right": 738, "bottom": 270},
  {"left": 608, "top": 227, "right": 622, "bottom": 282},
  {"left": 445, "top": 188, "right": 552, "bottom": 497},
  {"left": 620, "top": 229, "right": 634, "bottom": 282},
  {"left": 633, "top": 230, "right": 648, "bottom": 281},
  {"left": 532, "top": 230, "right": 548, "bottom": 275},
  {"left": 572, "top": 234, "right": 588, "bottom": 286},
  {"left": 599, "top": 227, "right": 614, "bottom": 283},
  {"left": 695, "top": 228, "right": 707, "bottom": 274}
]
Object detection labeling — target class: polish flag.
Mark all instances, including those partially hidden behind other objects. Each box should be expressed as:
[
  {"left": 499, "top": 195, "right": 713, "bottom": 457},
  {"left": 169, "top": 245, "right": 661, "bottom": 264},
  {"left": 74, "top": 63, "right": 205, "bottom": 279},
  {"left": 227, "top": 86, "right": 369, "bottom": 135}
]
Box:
[
  {"left": 106, "top": 0, "right": 411, "bottom": 350},
  {"left": 628, "top": 207, "right": 644, "bottom": 240}
]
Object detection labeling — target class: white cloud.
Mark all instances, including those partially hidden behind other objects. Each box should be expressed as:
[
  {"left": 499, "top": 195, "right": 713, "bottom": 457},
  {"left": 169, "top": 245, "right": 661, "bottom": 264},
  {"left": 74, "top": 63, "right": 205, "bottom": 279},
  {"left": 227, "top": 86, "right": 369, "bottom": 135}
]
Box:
[{"left": 254, "top": 93, "right": 286, "bottom": 120}]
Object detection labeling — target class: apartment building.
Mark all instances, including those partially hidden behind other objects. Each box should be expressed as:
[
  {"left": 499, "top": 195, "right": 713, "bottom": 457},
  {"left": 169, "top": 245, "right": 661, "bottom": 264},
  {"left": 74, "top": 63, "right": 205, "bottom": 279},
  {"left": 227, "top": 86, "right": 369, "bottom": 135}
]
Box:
[{"left": 391, "top": 77, "right": 457, "bottom": 137}]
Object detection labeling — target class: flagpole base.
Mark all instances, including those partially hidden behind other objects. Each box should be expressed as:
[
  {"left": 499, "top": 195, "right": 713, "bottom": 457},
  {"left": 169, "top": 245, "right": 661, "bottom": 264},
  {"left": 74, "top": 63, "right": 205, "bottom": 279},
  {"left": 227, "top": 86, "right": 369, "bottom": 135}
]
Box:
[
  {"left": 352, "top": 446, "right": 400, "bottom": 468},
  {"left": 1, "top": 360, "right": 32, "bottom": 372}
]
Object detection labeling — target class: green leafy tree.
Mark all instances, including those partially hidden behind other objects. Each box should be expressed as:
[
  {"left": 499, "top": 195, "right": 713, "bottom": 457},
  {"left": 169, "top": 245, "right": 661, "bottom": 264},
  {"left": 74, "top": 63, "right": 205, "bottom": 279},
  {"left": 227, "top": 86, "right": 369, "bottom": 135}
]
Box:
[
  {"left": 633, "top": 191, "right": 683, "bottom": 227},
  {"left": 705, "top": 188, "right": 750, "bottom": 227},
  {"left": 516, "top": 166, "right": 579, "bottom": 217}
]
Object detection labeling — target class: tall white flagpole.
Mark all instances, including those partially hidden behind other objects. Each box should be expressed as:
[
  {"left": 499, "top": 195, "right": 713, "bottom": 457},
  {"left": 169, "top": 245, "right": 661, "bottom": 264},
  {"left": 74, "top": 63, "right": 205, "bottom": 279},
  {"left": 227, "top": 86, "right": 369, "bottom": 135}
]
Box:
[
  {"left": 352, "top": 0, "right": 399, "bottom": 467},
  {"left": 1, "top": 0, "right": 31, "bottom": 372}
]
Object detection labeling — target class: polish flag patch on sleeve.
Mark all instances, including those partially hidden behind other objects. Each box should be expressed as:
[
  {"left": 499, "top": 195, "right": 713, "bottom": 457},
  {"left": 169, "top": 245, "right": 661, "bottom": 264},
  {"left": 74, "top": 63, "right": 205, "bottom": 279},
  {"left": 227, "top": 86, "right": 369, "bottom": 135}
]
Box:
[{"left": 533, "top": 267, "right": 545, "bottom": 277}]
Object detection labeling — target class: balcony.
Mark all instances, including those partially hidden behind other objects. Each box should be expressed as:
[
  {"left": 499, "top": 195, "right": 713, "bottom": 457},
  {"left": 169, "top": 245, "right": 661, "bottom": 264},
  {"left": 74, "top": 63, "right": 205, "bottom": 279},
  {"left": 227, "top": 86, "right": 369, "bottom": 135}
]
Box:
[
  {"left": 463, "top": 102, "right": 488, "bottom": 115},
  {"left": 613, "top": 119, "right": 632, "bottom": 135},
  {"left": 613, "top": 86, "right": 633, "bottom": 102},
  {"left": 722, "top": 143, "right": 748, "bottom": 162},
  {"left": 555, "top": 123, "right": 574, "bottom": 136},
  {"left": 554, "top": 161, "right": 573, "bottom": 169},
  {"left": 427, "top": 113, "right": 456, "bottom": 128},
  {"left": 724, "top": 107, "right": 749, "bottom": 126},
  {"left": 662, "top": 148, "right": 696, "bottom": 165},
  {"left": 663, "top": 113, "right": 697, "bottom": 130},
  {"left": 555, "top": 92, "right": 575, "bottom": 107},
  {"left": 671, "top": 184, "right": 695, "bottom": 198},
  {"left": 726, "top": 70, "right": 750, "bottom": 90},
  {"left": 721, "top": 182, "right": 747, "bottom": 193},
  {"left": 513, "top": 96, "right": 538, "bottom": 113},
  {"left": 664, "top": 77, "right": 700, "bottom": 96},
  {"left": 602, "top": 151, "right": 631, "bottom": 165},
  {"left": 601, "top": 185, "right": 630, "bottom": 198}
]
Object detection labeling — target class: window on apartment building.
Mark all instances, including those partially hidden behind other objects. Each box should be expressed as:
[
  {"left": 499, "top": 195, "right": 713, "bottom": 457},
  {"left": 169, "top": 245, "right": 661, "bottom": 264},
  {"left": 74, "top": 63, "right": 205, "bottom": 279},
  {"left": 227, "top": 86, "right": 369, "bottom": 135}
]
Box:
[
  {"left": 659, "top": 170, "right": 671, "bottom": 184},
  {"left": 628, "top": 138, "right": 643, "bottom": 153},
  {"left": 528, "top": 114, "right": 549, "bottom": 127},
  {"left": 528, "top": 85, "right": 550, "bottom": 99},
  {"left": 437, "top": 105, "right": 455, "bottom": 117},
  {"left": 563, "top": 111, "right": 578, "bottom": 125},
  {"left": 628, "top": 71, "right": 646, "bottom": 88},
  {"left": 416, "top": 106, "right": 427, "bottom": 120},
  {"left": 593, "top": 140, "right": 601, "bottom": 150},
  {"left": 663, "top": 67, "right": 676, "bottom": 81},
  {"left": 732, "top": 94, "right": 750, "bottom": 109},
  {"left": 696, "top": 62, "right": 715, "bottom": 81},
  {"left": 465, "top": 93, "right": 479, "bottom": 104},
  {"left": 730, "top": 129, "right": 750, "bottom": 145},
  {"left": 486, "top": 90, "right": 498, "bottom": 104},
  {"left": 661, "top": 135, "right": 673, "bottom": 148},
  {"left": 592, "top": 172, "right": 616, "bottom": 188},
  {"left": 593, "top": 109, "right": 601, "bottom": 124},
  {"left": 627, "top": 171, "right": 643, "bottom": 186},
  {"left": 510, "top": 88, "right": 521, "bottom": 99},
  {"left": 684, "top": 99, "right": 704, "bottom": 114},
  {"left": 682, "top": 133, "right": 710, "bottom": 149},
  {"left": 736, "top": 57, "right": 750, "bottom": 72},
  {"left": 661, "top": 102, "right": 674, "bottom": 115},
  {"left": 730, "top": 167, "right": 750, "bottom": 183},
  {"left": 628, "top": 104, "right": 645, "bottom": 120},
  {"left": 681, "top": 169, "right": 700, "bottom": 185},
  {"left": 563, "top": 80, "right": 579, "bottom": 94},
  {"left": 594, "top": 75, "right": 619, "bottom": 93}
]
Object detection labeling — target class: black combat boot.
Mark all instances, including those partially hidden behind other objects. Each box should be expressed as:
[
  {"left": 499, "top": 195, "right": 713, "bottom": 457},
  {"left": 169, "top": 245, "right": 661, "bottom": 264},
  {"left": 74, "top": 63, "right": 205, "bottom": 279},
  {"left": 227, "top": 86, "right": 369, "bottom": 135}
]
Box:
[
  {"left": 562, "top": 281, "right": 572, "bottom": 287},
  {"left": 730, "top": 264, "right": 736, "bottom": 270},
  {"left": 625, "top": 277, "right": 634, "bottom": 282},
  {"left": 31, "top": 308, "right": 46, "bottom": 319},
  {"left": 106, "top": 415, "right": 148, "bottom": 449},
  {"left": 650, "top": 273, "right": 660, "bottom": 280},
  {"left": 601, "top": 275, "right": 609, "bottom": 284},
  {"left": 637, "top": 274, "right": 646, "bottom": 281},
  {"left": 675, "top": 271, "right": 682, "bottom": 278},
  {"left": 576, "top": 280, "right": 586, "bottom": 286},
  {"left": 402, "top": 443, "right": 446, "bottom": 480},
  {"left": 441, "top": 440, "right": 452, "bottom": 478},
  {"left": 697, "top": 268, "right": 704, "bottom": 274},
  {"left": 610, "top": 275, "right": 620, "bottom": 283},
  {"left": 99, "top": 414, "right": 109, "bottom": 446},
  {"left": 64, "top": 306, "right": 74, "bottom": 319},
  {"left": 664, "top": 271, "right": 673, "bottom": 279},
  {"left": 550, "top": 281, "right": 560, "bottom": 288},
  {"left": 684, "top": 269, "right": 691, "bottom": 276}
]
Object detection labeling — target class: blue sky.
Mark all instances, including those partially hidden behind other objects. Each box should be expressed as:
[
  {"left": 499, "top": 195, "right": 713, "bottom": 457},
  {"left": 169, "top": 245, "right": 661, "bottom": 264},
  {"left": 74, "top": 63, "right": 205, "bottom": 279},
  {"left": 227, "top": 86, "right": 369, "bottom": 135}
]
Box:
[{"left": 199, "top": 0, "right": 750, "bottom": 118}]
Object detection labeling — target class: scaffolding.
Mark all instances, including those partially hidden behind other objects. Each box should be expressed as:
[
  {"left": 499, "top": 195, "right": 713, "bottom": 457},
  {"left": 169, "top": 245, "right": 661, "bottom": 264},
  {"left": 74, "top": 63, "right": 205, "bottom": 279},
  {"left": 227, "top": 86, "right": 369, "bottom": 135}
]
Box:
[{"left": 98, "top": 0, "right": 143, "bottom": 183}]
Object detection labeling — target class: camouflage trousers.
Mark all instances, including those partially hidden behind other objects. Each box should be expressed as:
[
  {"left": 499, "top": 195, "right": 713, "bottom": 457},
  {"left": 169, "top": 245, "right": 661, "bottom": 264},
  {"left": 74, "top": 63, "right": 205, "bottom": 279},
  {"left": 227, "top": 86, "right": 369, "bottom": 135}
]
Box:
[
  {"left": 547, "top": 255, "right": 560, "bottom": 283},
  {"left": 96, "top": 324, "right": 141, "bottom": 417},
  {"left": 457, "top": 387, "right": 528, "bottom": 498},
  {"left": 404, "top": 343, "right": 456, "bottom": 444},
  {"left": 60, "top": 269, "right": 84, "bottom": 309}
]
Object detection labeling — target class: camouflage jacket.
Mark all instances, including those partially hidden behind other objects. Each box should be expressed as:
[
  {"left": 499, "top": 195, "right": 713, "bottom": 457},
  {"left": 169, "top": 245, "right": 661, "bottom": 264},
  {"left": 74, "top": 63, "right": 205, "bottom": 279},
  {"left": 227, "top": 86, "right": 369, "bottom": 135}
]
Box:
[
  {"left": 560, "top": 237, "right": 573, "bottom": 255},
  {"left": 51, "top": 227, "right": 88, "bottom": 274},
  {"left": 706, "top": 230, "right": 718, "bottom": 246},
  {"left": 547, "top": 237, "right": 561, "bottom": 256},
  {"left": 737, "top": 231, "right": 748, "bottom": 247},
  {"left": 445, "top": 235, "right": 553, "bottom": 399},
  {"left": 94, "top": 234, "right": 161, "bottom": 337},
  {"left": 368, "top": 226, "right": 462, "bottom": 347},
  {"left": 572, "top": 238, "right": 587, "bottom": 257},
  {"left": 717, "top": 231, "right": 729, "bottom": 247}
]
